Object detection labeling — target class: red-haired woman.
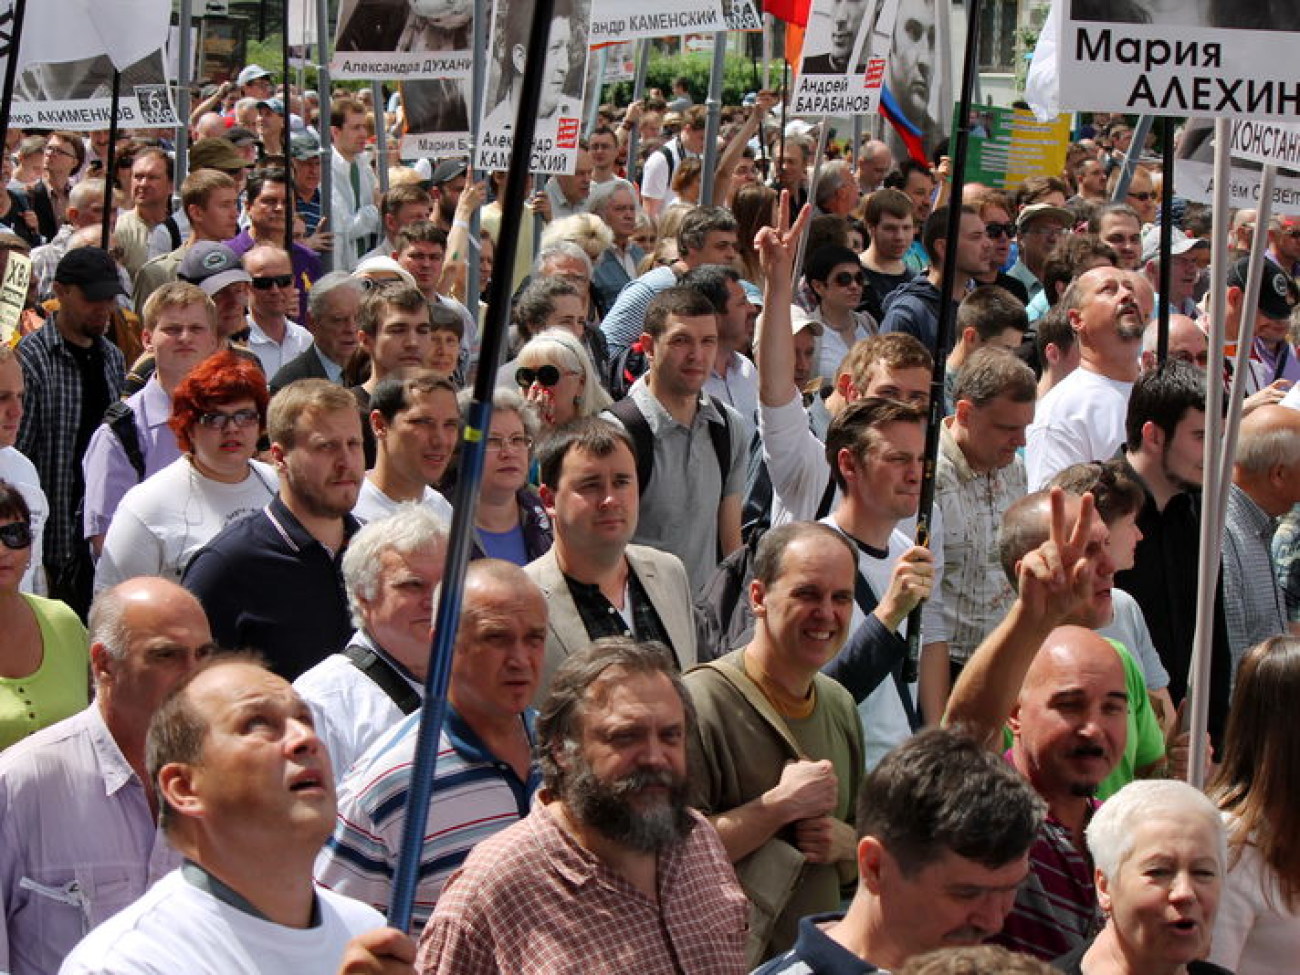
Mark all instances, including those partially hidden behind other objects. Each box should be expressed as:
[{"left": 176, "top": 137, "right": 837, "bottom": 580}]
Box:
[{"left": 95, "top": 351, "right": 278, "bottom": 590}]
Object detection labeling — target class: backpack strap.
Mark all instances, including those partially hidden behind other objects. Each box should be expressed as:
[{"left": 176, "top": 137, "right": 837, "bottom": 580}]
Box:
[
  {"left": 608, "top": 396, "right": 654, "bottom": 495},
  {"left": 850, "top": 568, "right": 921, "bottom": 732},
  {"left": 103, "top": 401, "right": 145, "bottom": 480},
  {"left": 163, "top": 214, "right": 182, "bottom": 251},
  {"left": 814, "top": 471, "right": 837, "bottom": 520},
  {"left": 344, "top": 643, "right": 420, "bottom": 715},
  {"left": 703, "top": 394, "right": 733, "bottom": 507}
]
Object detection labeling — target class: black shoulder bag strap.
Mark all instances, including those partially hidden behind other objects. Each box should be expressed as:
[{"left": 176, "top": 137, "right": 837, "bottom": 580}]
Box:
[
  {"left": 344, "top": 644, "right": 420, "bottom": 715},
  {"left": 851, "top": 570, "right": 921, "bottom": 732}
]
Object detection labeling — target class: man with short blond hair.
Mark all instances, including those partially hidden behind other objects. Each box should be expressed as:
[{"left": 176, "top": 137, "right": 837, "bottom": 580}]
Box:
[
  {"left": 184, "top": 380, "right": 365, "bottom": 680},
  {"left": 83, "top": 282, "right": 220, "bottom": 553}
]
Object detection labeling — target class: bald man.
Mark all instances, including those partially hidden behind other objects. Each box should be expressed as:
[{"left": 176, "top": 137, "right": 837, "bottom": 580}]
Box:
[
  {"left": 1140, "top": 314, "right": 1206, "bottom": 374},
  {"left": 1225, "top": 405, "right": 1300, "bottom": 669},
  {"left": 0, "top": 579, "right": 214, "bottom": 975},
  {"left": 945, "top": 489, "right": 1164, "bottom": 962}
]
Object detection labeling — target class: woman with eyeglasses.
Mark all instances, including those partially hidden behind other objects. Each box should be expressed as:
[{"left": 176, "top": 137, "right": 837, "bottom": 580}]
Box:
[
  {"left": 456, "top": 388, "right": 552, "bottom": 566},
  {"left": 0, "top": 479, "right": 88, "bottom": 751},
  {"left": 514, "top": 328, "right": 612, "bottom": 433},
  {"left": 804, "top": 243, "right": 879, "bottom": 381},
  {"left": 95, "top": 351, "right": 277, "bottom": 591}
]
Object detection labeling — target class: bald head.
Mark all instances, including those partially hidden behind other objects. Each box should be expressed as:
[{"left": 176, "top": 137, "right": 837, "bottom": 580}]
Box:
[
  {"left": 89, "top": 578, "right": 214, "bottom": 748},
  {"left": 1141, "top": 314, "right": 1206, "bottom": 372},
  {"left": 1234, "top": 405, "right": 1300, "bottom": 515},
  {"left": 1012, "top": 625, "right": 1128, "bottom": 803}
]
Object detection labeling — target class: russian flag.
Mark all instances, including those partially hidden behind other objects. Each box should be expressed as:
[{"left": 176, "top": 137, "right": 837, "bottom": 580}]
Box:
[
  {"left": 879, "top": 84, "right": 928, "bottom": 164},
  {"left": 763, "top": 0, "right": 811, "bottom": 27}
]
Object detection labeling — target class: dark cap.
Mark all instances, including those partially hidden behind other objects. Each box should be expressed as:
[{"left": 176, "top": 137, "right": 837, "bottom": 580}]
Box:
[
  {"left": 289, "top": 130, "right": 326, "bottom": 161},
  {"left": 177, "top": 241, "right": 252, "bottom": 296},
  {"left": 189, "top": 137, "right": 253, "bottom": 173},
  {"left": 430, "top": 157, "right": 468, "bottom": 186},
  {"left": 54, "top": 247, "right": 126, "bottom": 301},
  {"left": 225, "top": 126, "right": 258, "bottom": 148},
  {"left": 1227, "top": 256, "right": 1299, "bottom": 320}
]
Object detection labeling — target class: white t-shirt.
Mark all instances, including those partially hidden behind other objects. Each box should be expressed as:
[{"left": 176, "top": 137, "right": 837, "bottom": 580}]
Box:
[
  {"left": 826, "top": 522, "right": 922, "bottom": 771},
  {"left": 1025, "top": 366, "right": 1133, "bottom": 491},
  {"left": 0, "top": 445, "right": 48, "bottom": 595},
  {"left": 352, "top": 478, "right": 453, "bottom": 525},
  {"left": 94, "top": 457, "right": 279, "bottom": 592},
  {"left": 59, "top": 869, "right": 384, "bottom": 975}
]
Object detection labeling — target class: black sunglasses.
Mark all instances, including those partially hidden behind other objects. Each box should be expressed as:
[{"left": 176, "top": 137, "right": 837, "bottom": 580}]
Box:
[
  {"left": 0, "top": 522, "right": 32, "bottom": 550},
  {"left": 985, "top": 221, "right": 1016, "bottom": 240},
  {"left": 251, "top": 274, "right": 294, "bottom": 290},
  {"left": 516, "top": 365, "right": 561, "bottom": 388},
  {"left": 830, "top": 271, "right": 867, "bottom": 288},
  {"left": 1128, "top": 191, "right": 1156, "bottom": 202}
]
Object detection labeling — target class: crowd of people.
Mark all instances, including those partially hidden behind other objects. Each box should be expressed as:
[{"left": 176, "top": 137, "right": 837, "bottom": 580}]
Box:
[{"left": 0, "top": 57, "right": 1298, "bottom": 975}]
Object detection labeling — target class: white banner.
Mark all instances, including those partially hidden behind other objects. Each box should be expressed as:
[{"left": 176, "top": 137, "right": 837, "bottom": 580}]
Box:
[
  {"left": 587, "top": 0, "right": 726, "bottom": 47},
  {"left": 331, "top": 0, "right": 475, "bottom": 80},
  {"left": 1229, "top": 119, "right": 1300, "bottom": 170},
  {"left": 1174, "top": 117, "right": 1300, "bottom": 216},
  {"left": 724, "top": 0, "right": 761, "bottom": 30},
  {"left": 400, "top": 78, "right": 471, "bottom": 158},
  {"left": 9, "top": 50, "right": 177, "bottom": 131},
  {"left": 476, "top": 0, "right": 591, "bottom": 175},
  {"left": 17, "top": 0, "right": 171, "bottom": 73},
  {"left": 1058, "top": 1, "right": 1300, "bottom": 120},
  {"left": 792, "top": 0, "right": 897, "bottom": 117}
]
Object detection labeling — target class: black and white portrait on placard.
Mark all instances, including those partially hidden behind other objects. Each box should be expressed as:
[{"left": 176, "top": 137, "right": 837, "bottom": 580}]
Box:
[{"left": 332, "top": 0, "right": 474, "bottom": 78}]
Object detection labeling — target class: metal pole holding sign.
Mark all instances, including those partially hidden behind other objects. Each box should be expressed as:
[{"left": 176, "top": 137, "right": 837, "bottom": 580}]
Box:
[
  {"left": 1109, "top": 115, "right": 1154, "bottom": 203},
  {"left": 314, "top": 0, "right": 333, "bottom": 265},
  {"left": 790, "top": 119, "right": 829, "bottom": 285},
  {"left": 625, "top": 38, "right": 650, "bottom": 184},
  {"left": 102, "top": 71, "right": 122, "bottom": 245},
  {"left": 386, "top": 0, "right": 557, "bottom": 934},
  {"left": 372, "top": 81, "right": 389, "bottom": 196},
  {"left": 283, "top": 13, "right": 297, "bottom": 255},
  {"left": 464, "top": 0, "right": 488, "bottom": 325},
  {"left": 176, "top": 0, "right": 194, "bottom": 188},
  {"left": 1184, "top": 117, "right": 1233, "bottom": 790},
  {"left": 701, "top": 30, "right": 727, "bottom": 207},
  {"left": 1156, "top": 116, "right": 1175, "bottom": 363},
  {"left": 904, "top": 0, "right": 985, "bottom": 664},
  {"left": 0, "top": 0, "right": 29, "bottom": 156}
]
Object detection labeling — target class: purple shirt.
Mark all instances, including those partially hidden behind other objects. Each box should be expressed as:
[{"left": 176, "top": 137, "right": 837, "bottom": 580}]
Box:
[
  {"left": 81, "top": 377, "right": 183, "bottom": 538},
  {"left": 0, "top": 706, "right": 179, "bottom": 975},
  {"left": 225, "top": 230, "right": 323, "bottom": 323}
]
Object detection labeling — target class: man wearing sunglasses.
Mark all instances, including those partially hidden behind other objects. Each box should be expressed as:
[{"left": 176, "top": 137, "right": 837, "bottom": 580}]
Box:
[
  {"left": 243, "top": 245, "right": 314, "bottom": 377},
  {"left": 1266, "top": 214, "right": 1300, "bottom": 279},
  {"left": 968, "top": 189, "right": 1030, "bottom": 306},
  {"left": 224, "top": 169, "right": 323, "bottom": 324}
]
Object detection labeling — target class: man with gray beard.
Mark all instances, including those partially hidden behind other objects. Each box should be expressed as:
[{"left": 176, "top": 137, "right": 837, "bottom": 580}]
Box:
[{"left": 415, "top": 638, "right": 749, "bottom": 975}]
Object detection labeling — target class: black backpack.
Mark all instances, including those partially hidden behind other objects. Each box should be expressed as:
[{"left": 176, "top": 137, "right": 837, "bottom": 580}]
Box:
[{"left": 606, "top": 393, "right": 732, "bottom": 506}]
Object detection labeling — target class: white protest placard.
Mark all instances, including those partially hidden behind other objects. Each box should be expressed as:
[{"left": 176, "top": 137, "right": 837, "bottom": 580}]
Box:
[
  {"left": 724, "top": 0, "right": 761, "bottom": 30},
  {"left": 3, "top": 0, "right": 177, "bottom": 130},
  {"left": 401, "top": 79, "right": 471, "bottom": 158},
  {"left": 587, "top": 0, "right": 726, "bottom": 47},
  {"left": 1174, "top": 118, "right": 1300, "bottom": 219},
  {"left": 476, "top": 0, "right": 592, "bottom": 176},
  {"left": 331, "top": 0, "right": 474, "bottom": 80},
  {"left": 1229, "top": 119, "right": 1300, "bottom": 170},
  {"left": 1057, "top": 0, "right": 1300, "bottom": 120},
  {"left": 0, "top": 252, "right": 30, "bottom": 347},
  {"left": 792, "top": 0, "right": 898, "bottom": 117}
]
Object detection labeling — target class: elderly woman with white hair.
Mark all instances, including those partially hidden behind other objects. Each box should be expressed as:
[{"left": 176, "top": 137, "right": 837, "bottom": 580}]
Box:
[
  {"left": 513, "top": 328, "right": 612, "bottom": 433},
  {"left": 1052, "top": 779, "right": 1231, "bottom": 975}
]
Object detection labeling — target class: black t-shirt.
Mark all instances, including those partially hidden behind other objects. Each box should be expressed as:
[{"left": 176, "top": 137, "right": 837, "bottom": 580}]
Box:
[
  {"left": 1053, "top": 941, "right": 1232, "bottom": 975},
  {"left": 64, "top": 339, "right": 110, "bottom": 477},
  {"left": 859, "top": 265, "right": 917, "bottom": 323}
]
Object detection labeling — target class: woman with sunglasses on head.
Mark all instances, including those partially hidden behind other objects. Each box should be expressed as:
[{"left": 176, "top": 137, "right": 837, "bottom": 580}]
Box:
[
  {"left": 454, "top": 388, "right": 552, "bottom": 566},
  {"left": 0, "top": 479, "right": 88, "bottom": 751},
  {"left": 94, "top": 351, "right": 277, "bottom": 592},
  {"left": 804, "top": 243, "right": 879, "bottom": 381},
  {"left": 514, "top": 329, "right": 612, "bottom": 433}
]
